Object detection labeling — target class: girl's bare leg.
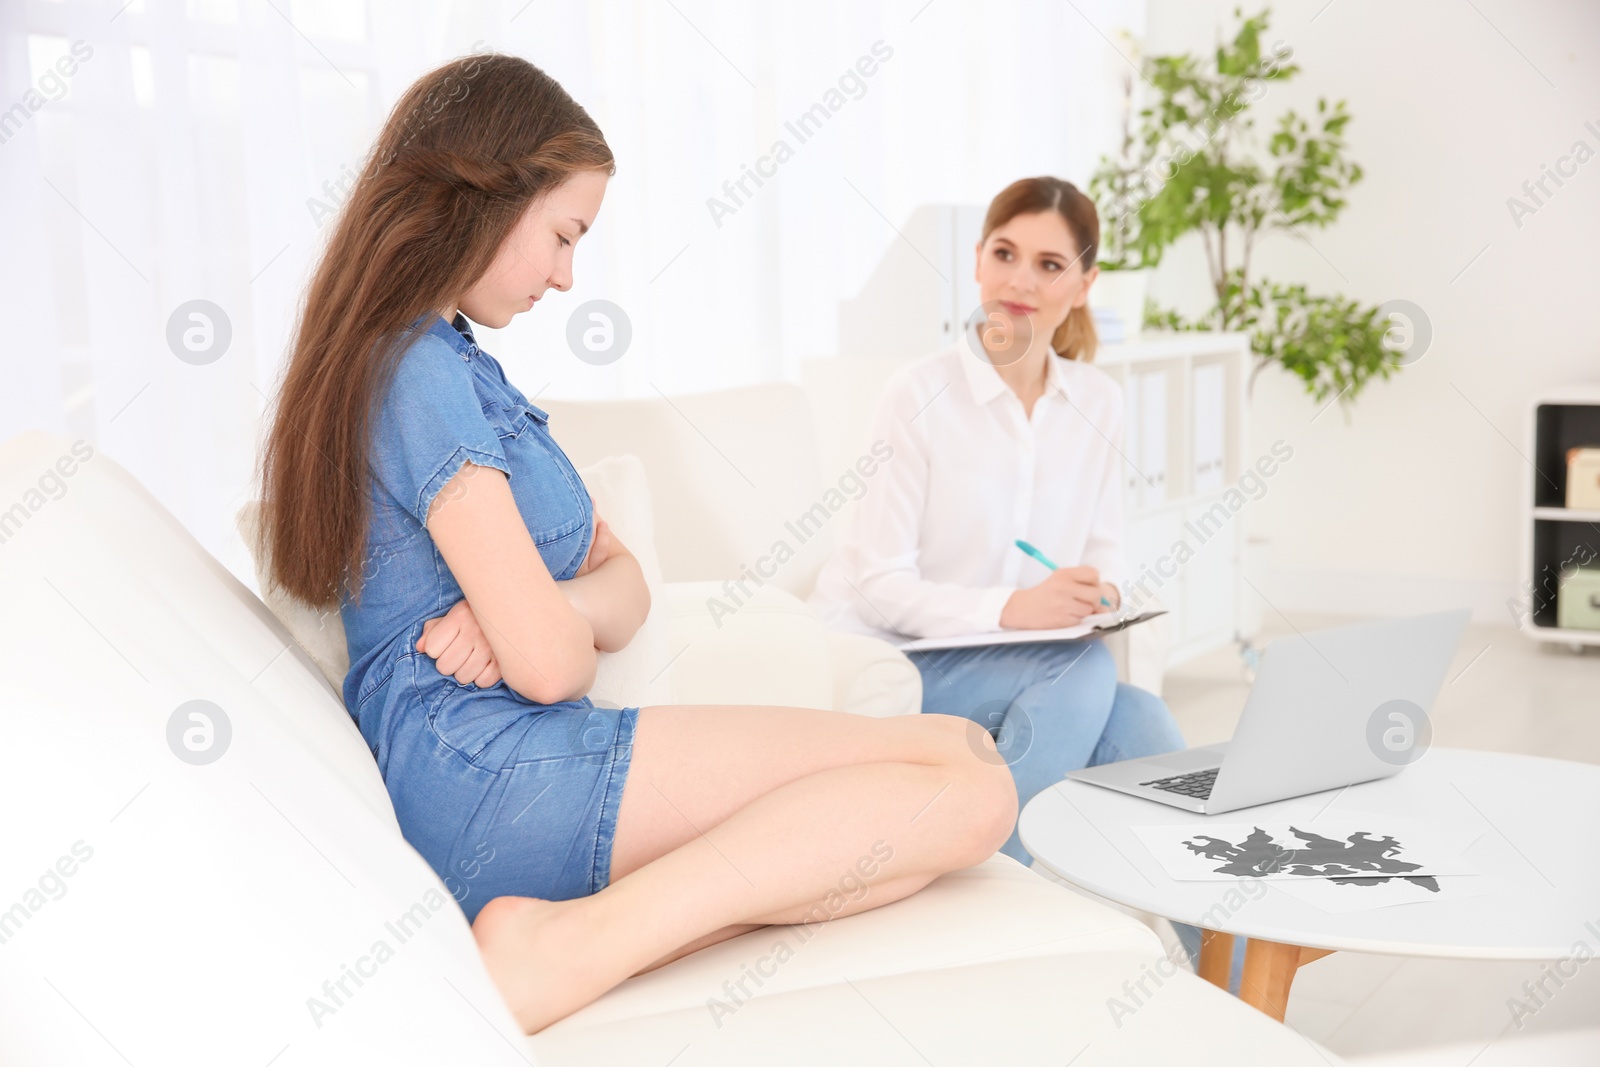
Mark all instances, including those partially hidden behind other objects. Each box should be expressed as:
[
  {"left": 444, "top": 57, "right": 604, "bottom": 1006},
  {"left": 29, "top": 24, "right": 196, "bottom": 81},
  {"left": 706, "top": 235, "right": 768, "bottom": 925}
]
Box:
[
  {"left": 473, "top": 707, "right": 1015, "bottom": 1033},
  {"left": 629, "top": 870, "right": 939, "bottom": 977}
]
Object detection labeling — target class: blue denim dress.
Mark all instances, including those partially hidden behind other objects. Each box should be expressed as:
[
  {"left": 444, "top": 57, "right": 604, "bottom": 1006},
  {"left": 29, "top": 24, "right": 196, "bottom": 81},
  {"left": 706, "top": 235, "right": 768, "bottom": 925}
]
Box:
[{"left": 339, "top": 312, "right": 637, "bottom": 922}]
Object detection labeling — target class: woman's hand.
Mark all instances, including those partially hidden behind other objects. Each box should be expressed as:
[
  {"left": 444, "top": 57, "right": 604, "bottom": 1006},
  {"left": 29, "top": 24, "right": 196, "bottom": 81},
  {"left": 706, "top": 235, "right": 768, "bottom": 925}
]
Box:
[
  {"left": 1000, "top": 565, "right": 1106, "bottom": 629},
  {"left": 1099, "top": 581, "right": 1121, "bottom": 612},
  {"left": 416, "top": 597, "right": 503, "bottom": 688}
]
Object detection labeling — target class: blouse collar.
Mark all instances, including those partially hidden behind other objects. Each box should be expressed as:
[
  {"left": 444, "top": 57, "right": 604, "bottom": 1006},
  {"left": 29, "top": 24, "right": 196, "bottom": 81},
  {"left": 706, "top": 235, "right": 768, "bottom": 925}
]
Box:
[
  {"left": 956, "top": 323, "right": 1073, "bottom": 407},
  {"left": 420, "top": 311, "right": 479, "bottom": 359}
]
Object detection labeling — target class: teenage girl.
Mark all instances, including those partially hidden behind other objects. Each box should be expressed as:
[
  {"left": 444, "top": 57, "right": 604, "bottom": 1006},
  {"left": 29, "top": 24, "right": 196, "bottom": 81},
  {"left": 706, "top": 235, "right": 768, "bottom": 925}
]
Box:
[{"left": 256, "top": 53, "right": 1014, "bottom": 1034}]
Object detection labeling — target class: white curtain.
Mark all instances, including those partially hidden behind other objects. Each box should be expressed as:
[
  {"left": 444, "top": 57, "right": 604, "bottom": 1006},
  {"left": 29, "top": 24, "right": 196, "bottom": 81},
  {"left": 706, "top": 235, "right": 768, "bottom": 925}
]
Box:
[{"left": 0, "top": 0, "right": 1142, "bottom": 584}]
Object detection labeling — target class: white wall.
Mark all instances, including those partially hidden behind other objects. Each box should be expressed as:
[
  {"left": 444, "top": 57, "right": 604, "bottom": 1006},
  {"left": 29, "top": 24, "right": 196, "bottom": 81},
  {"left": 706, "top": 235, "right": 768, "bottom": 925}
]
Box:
[{"left": 1143, "top": 0, "right": 1600, "bottom": 622}]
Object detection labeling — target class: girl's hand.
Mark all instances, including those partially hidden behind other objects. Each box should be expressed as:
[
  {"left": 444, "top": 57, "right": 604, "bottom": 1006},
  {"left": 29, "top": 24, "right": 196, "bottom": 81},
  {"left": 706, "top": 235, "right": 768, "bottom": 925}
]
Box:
[
  {"left": 1000, "top": 565, "right": 1105, "bottom": 629},
  {"left": 572, "top": 498, "right": 619, "bottom": 578},
  {"left": 417, "top": 597, "right": 503, "bottom": 688}
]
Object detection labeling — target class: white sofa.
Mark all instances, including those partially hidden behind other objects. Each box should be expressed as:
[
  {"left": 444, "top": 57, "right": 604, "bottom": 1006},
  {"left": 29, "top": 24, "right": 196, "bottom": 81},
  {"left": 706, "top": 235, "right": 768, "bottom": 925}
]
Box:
[
  {"left": 540, "top": 357, "right": 1171, "bottom": 698},
  {"left": 0, "top": 426, "right": 1338, "bottom": 1065}
]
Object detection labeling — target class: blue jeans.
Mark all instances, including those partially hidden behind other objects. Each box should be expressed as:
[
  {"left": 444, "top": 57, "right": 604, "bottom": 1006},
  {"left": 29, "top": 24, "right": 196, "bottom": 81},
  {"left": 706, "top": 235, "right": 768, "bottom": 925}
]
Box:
[
  {"left": 910, "top": 637, "right": 1184, "bottom": 866},
  {"left": 912, "top": 638, "right": 1245, "bottom": 985}
]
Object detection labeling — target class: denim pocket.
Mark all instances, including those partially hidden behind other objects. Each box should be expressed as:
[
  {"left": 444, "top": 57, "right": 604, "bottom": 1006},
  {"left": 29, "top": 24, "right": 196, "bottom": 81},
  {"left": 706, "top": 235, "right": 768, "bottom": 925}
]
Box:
[
  {"left": 483, "top": 398, "right": 539, "bottom": 441},
  {"left": 483, "top": 398, "right": 593, "bottom": 573}
]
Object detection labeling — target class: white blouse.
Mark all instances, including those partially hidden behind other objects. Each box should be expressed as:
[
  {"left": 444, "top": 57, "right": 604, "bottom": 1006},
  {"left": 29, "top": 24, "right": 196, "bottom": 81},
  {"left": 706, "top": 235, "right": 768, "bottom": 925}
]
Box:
[{"left": 807, "top": 327, "right": 1129, "bottom": 642}]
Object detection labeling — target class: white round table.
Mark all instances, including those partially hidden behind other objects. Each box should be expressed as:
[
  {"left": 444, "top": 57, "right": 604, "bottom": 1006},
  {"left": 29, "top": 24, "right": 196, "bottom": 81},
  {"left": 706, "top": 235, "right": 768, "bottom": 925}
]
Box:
[{"left": 1018, "top": 748, "right": 1600, "bottom": 1019}]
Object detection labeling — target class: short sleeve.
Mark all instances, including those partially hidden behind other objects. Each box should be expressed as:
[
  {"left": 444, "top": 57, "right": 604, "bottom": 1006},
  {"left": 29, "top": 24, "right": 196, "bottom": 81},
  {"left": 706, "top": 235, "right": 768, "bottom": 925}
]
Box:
[{"left": 368, "top": 338, "right": 511, "bottom": 527}]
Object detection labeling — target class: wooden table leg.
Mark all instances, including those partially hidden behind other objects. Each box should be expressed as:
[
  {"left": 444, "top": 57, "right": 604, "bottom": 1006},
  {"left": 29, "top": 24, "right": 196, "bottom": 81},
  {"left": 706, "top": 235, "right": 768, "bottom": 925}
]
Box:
[
  {"left": 1238, "top": 939, "right": 1334, "bottom": 1021},
  {"left": 1197, "top": 929, "right": 1234, "bottom": 990}
]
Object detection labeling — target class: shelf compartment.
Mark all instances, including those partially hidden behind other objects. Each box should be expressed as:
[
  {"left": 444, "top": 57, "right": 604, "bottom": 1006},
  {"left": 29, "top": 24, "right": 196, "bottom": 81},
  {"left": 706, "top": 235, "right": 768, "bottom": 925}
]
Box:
[
  {"left": 1532, "top": 402, "right": 1600, "bottom": 508},
  {"left": 1526, "top": 518, "right": 1600, "bottom": 630}
]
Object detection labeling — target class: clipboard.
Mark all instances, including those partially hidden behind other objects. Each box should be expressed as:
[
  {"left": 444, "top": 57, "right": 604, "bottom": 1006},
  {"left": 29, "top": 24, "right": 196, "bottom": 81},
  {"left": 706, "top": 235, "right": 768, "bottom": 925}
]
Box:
[{"left": 894, "top": 610, "right": 1167, "bottom": 654}]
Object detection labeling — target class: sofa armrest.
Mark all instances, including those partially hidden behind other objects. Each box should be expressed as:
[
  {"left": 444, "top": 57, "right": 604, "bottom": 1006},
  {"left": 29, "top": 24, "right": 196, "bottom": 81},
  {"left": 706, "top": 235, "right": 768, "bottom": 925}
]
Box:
[
  {"left": 657, "top": 581, "right": 835, "bottom": 710},
  {"left": 656, "top": 583, "right": 923, "bottom": 716},
  {"left": 823, "top": 630, "right": 921, "bottom": 717}
]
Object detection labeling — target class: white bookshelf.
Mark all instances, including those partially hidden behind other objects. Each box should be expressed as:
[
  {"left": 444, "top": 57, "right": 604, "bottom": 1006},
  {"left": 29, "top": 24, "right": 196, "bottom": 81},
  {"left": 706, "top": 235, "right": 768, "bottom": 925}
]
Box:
[
  {"left": 1521, "top": 384, "right": 1600, "bottom": 648},
  {"left": 1097, "top": 332, "right": 1253, "bottom": 666}
]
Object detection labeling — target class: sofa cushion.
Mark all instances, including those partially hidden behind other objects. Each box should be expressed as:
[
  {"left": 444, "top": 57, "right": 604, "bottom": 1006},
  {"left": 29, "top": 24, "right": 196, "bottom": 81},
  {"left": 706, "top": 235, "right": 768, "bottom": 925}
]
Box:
[
  {"left": 658, "top": 581, "right": 835, "bottom": 709},
  {"left": 235, "top": 498, "right": 350, "bottom": 693},
  {"left": 823, "top": 629, "right": 923, "bottom": 717},
  {"left": 530, "top": 853, "right": 1342, "bottom": 1065},
  {"left": 0, "top": 431, "right": 530, "bottom": 1063},
  {"left": 541, "top": 385, "right": 837, "bottom": 600},
  {"left": 531, "top": 949, "right": 1342, "bottom": 1065},
  {"left": 541, "top": 854, "right": 1161, "bottom": 1030}
]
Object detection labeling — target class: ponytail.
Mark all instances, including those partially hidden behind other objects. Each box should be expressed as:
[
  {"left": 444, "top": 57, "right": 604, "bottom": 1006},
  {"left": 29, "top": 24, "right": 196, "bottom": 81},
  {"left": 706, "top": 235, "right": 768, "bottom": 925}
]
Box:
[{"left": 1052, "top": 302, "right": 1098, "bottom": 363}]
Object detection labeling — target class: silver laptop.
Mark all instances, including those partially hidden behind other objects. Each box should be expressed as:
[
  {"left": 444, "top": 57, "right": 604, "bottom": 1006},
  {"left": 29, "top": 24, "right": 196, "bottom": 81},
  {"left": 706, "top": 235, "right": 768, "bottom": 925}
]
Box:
[{"left": 1066, "top": 610, "right": 1470, "bottom": 814}]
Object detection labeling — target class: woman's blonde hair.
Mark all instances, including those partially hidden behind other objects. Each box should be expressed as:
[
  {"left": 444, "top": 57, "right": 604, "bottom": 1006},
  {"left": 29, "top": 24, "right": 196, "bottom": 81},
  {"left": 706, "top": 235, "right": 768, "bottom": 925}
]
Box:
[
  {"left": 979, "top": 176, "right": 1101, "bottom": 362},
  {"left": 256, "top": 52, "right": 615, "bottom": 608}
]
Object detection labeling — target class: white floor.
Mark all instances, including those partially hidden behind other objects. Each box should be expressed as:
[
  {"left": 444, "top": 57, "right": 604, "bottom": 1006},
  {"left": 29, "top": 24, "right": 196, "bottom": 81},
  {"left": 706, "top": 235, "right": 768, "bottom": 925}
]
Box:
[{"left": 1156, "top": 614, "right": 1600, "bottom": 1065}]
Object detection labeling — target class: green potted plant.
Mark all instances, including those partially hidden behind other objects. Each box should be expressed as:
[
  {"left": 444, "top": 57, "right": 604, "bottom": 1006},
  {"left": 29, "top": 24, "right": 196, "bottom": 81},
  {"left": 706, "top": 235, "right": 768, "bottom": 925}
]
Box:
[{"left": 1090, "top": 6, "right": 1399, "bottom": 408}]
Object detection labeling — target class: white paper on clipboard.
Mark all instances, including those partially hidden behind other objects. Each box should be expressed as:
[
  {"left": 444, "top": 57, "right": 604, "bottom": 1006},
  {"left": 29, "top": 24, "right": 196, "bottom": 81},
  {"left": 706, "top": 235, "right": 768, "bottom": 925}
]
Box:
[{"left": 894, "top": 610, "right": 1166, "bottom": 653}]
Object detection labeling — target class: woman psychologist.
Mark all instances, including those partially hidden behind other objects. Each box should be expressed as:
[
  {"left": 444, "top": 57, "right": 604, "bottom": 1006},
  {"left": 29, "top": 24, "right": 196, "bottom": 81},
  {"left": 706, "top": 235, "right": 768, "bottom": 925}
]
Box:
[{"left": 809, "top": 176, "right": 1188, "bottom": 868}]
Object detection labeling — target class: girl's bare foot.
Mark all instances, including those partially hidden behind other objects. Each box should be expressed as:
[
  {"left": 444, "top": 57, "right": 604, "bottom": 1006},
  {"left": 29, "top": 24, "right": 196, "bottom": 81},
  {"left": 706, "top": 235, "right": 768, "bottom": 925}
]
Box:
[{"left": 472, "top": 895, "right": 623, "bottom": 1033}]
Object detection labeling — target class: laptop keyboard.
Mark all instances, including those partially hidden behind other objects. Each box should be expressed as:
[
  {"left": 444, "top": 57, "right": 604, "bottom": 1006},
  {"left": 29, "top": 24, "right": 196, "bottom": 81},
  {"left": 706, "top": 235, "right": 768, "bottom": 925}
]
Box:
[{"left": 1138, "top": 767, "right": 1220, "bottom": 799}]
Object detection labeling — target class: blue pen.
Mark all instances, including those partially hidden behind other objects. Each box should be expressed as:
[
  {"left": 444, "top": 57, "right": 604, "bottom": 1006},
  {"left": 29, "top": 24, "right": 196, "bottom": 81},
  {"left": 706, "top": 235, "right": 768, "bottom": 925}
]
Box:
[{"left": 1014, "top": 539, "right": 1112, "bottom": 607}]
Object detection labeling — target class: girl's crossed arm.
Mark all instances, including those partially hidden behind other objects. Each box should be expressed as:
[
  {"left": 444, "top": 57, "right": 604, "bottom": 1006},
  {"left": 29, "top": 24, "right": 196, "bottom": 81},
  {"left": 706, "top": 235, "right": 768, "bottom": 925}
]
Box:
[{"left": 418, "top": 492, "right": 650, "bottom": 687}]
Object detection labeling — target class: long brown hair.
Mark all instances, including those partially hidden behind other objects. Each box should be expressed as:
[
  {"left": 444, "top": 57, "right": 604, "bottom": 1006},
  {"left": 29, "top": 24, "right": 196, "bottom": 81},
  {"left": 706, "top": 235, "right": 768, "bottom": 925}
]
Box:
[
  {"left": 979, "top": 177, "right": 1100, "bottom": 362},
  {"left": 254, "top": 52, "right": 615, "bottom": 609}
]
